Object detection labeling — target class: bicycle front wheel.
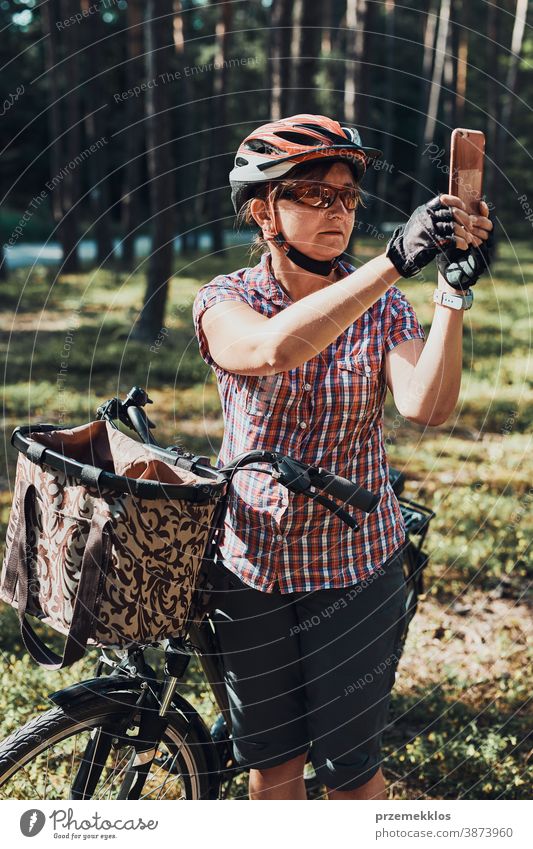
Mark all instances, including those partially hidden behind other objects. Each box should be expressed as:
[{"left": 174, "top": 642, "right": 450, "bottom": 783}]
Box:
[{"left": 0, "top": 692, "right": 217, "bottom": 800}]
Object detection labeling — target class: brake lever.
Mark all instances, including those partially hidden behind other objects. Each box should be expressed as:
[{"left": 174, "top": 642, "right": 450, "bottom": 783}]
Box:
[
  {"left": 301, "top": 488, "right": 359, "bottom": 531},
  {"left": 271, "top": 456, "right": 312, "bottom": 492},
  {"left": 272, "top": 458, "right": 359, "bottom": 531},
  {"left": 96, "top": 388, "right": 157, "bottom": 433},
  {"left": 123, "top": 387, "right": 156, "bottom": 429},
  {"left": 95, "top": 397, "right": 122, "bottom": 427}
]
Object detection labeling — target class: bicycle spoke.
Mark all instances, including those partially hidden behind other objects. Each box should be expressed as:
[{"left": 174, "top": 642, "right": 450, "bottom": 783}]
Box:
[
  {"left": 142, "top": 751, "right": 182, "bottom": 800},
  {"left": 155, "top": 752, "right": 181, "bottom": 800},
  {"left": 0, "top": 702, "right": 211, "bottom": 800},
  {"left": 43, "top": 746, "right": 51, "bottom": 798},
  {"left": 94, "top": 746, "right": 134, "bottom": 800}
]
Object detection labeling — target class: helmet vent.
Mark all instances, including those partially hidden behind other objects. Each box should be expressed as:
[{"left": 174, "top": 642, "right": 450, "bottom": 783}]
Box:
[
  {"left": 294, "top": 123, "right": 354, "bottom": 146},
  {"left": 244, "top": 139, "right": 284, "bottom": 155},
  {"left": 273, "top": 131, "right": 322, "bottom": 146},
  {"left": 235, "top": 156, "right": 249, "bottom": 166}
]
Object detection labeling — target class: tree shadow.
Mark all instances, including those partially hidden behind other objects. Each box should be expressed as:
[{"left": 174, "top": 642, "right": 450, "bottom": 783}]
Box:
[{"left": 384, "top": 683, "right": 530, "bottom": 799}]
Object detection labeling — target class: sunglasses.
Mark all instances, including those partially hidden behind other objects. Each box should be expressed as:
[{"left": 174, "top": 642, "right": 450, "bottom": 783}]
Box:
[{"left": 277, "top": 180, "right": 359, "bottom": 211}]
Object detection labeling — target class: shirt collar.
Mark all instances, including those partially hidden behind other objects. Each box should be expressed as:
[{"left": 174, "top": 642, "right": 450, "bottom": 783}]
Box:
[{"left": 247, "top": 251, "right": 356, "bottom": 306}]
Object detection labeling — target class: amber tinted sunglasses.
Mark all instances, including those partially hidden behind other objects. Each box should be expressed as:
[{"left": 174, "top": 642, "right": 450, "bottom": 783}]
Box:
[{"left": 277, "top": 180, "right": 359, "bottom": 211}]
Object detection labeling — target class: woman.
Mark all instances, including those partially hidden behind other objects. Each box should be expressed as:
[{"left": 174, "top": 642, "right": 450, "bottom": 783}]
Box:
[{"left": 192, "top": 114, "right": 493, "bottom": 800}]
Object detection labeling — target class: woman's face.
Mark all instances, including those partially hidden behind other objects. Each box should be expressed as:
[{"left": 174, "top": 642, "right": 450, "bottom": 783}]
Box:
[{"left": 272, "top": 161, "right": 357, "bottom": 260}]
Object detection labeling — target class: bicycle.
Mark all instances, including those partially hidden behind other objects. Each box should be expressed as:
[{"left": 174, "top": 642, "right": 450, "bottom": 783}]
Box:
[{"left": 0, "top": 386, "right": 434, "bottom": 799}]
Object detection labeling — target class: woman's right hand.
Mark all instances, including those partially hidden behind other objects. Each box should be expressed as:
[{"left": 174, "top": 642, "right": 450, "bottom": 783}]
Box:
[{"left": 386, "top": 194, "right": 476, "bottom": 278}]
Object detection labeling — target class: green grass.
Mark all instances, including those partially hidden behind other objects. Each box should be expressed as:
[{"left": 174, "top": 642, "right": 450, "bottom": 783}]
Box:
[{"left": 0, "top": 239, "right": 531, "bottom": 799}]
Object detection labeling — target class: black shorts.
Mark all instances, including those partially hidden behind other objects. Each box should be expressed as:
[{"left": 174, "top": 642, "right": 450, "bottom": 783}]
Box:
[{"left": 211, "top": 548, "right": 407, "bottom": 791}]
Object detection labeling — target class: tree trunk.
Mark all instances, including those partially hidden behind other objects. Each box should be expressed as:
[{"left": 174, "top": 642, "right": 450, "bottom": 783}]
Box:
[
  {"left": 206, "top": 0, "right": 233, "bottom": 255},
  {"left": 42, "top": 0, "right": 62, "bottom": 228},
  {"left": 42, "top": 0, "right": 81, "bottom": 272},
  {"left": 359, "top": 0, "right": 375, "bottom": 121},
  {"left": 443, "top": 0, "right": 458, "bottom": 130},
  {"left": 492, "top": 0, "right": 528, "bottom": 205},
  {"left": 120, "top": 0, "right": 144, "bottom": 269},
  {"left": 288, "top": 0, "right": 323, "bottom": 115},
  {"left": 483, "top": 0, "right": 499, "bottom": 201},
  {"left": 81, "top": 2, "right": 113, "bottom": 266},
  {"left": 455, "top": 0, "right": 468, "bottom": 128},
  {"left": 136, "top": 0, "right": 176, "bottom": 339},
  {"left": 375, "top": 0, "right": 395, "bottom": 221},
  {"left": 321, "top": 0, "right": 334, "bottom": 56},
  {"left": 0, "top": 244, "right": 7, "bottom": 281},
  {"left": 414, "top": 0, "right": 451, "bottom": 208},
  {"left": 172, "top": 0, "right": 200, "bottom": 256},
  {"left": 56, "top": 0, "right": 82, "bottom": 273},
  {"left": 320, "top": 0, "right": 344, "bottom": 119},
  {"left": 329, "top": 10, "right": 348, "bottom": 122},
  {"left": 422, "top": 0, "right": 451, "bottom": 149},
  {"left": 421, "top": 0, "right": 438, "bottom": 100},
  {"left": 270, "top": 0, "right": 292, "bottom": 120},
  {"left": 344, "top": 0, "right": 368, "bottom": 125},
  {"left": 498, "top": 0, "right": 528, "bottom": 143}
]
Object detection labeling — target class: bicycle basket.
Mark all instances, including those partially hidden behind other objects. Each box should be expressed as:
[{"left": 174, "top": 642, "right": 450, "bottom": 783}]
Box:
[{"left": 0, "top": 420, "right": 227, "bottom": 670}]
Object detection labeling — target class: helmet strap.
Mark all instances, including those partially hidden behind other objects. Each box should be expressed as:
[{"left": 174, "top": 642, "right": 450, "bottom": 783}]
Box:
[
  {"left": 272, "top": 233, "right": 340, "bottom": 276},
  {"left": 265, "top": 194, "right": 339, "bottom": 277}
]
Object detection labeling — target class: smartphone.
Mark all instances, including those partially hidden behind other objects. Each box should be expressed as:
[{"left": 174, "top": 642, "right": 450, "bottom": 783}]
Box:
[{"left": 449, "top": 128, "right": 485, "bottom": 215}]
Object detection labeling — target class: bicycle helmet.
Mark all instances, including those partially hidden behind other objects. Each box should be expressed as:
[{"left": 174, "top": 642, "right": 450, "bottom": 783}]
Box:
[{"left": 229, "top": 114, "right": 383, "bottom": 275}]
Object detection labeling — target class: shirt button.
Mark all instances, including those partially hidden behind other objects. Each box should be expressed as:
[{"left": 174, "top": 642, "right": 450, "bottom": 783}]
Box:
[
  {"left": 304, "top": 383, "right": 312, "bottom": 391},
  {"left": 299, "top": 421, "right": 307, "bottom": 429},
  {"left": 365, "top": 365, "right": 372, "bottom": 375},
  {"left": 275, "top": 534, "right": 284, "bottom": 543}
]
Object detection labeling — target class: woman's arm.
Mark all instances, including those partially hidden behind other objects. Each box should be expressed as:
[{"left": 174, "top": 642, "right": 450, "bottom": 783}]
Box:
[
  {"left": 201, "top": 253, "right": 400, "bottom": 376},
  {"left": 386, "top": 200, "right": 493, "bottom": 426},
  {"left": 266, "top": 253, "right": 402, "bottom": 371},
  {"left": 201, "top": 194, "right": 480, "bottom": 378},
  {"left": 385, "top": 276, "right": 465, "bottom": 427}
]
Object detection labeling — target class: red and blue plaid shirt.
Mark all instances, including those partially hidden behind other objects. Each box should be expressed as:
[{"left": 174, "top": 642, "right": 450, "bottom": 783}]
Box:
[{"left": 192, "top": 251, "right": 426, "bottom": 593}]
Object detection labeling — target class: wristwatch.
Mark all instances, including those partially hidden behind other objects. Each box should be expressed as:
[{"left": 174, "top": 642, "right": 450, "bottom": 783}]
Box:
[{"left": 433, "top": 287, "right": 473, "bottom": 310}]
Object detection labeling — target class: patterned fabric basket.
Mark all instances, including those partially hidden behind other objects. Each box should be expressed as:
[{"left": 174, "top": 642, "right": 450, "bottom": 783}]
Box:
[{"left": 0, "top": 420, "right": 227, "bottom": 669}]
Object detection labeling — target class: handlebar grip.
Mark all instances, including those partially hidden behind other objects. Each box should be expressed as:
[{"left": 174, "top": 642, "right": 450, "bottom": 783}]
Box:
[{"left": 312, "top": 469, "right": 380, "bottom": 514}]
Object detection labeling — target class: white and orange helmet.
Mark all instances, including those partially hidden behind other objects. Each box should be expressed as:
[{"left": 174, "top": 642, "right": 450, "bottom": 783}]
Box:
[{"left": 229, "top": 113, "right": 383, "bottom": 214}]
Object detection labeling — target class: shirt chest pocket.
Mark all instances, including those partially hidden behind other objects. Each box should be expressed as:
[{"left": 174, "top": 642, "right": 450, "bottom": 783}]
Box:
[
  {"left": 335, "top": 350, "right": 383, "bottom": 421},
  {"left": 243, "top": 373, "right": 287, "bottom": 418}
]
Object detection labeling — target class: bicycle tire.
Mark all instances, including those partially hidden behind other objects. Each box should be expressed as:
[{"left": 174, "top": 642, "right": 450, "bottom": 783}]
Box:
[{"left": 0, "top": 691, "right": 218, "bottom": 800}]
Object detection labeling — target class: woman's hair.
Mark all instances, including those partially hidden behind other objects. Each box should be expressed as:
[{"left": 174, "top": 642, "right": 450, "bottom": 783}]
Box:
[{"left": 235, "top": 159, "right": 367, "bottom": 260}]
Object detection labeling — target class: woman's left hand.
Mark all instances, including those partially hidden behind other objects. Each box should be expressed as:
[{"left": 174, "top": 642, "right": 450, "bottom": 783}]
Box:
[{"left": 435, "top": 199, "right": 495, "bottom": 290}]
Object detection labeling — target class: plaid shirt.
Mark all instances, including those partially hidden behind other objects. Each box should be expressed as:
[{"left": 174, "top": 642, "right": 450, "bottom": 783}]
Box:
[{"left": 192, "top": 251, "right": 426, "bottom": 593}]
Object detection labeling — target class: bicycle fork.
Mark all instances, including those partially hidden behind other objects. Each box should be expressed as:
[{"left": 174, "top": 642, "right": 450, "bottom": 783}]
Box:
[
  {"left": 70, "top": 682, "right": 165, "bottom": 801},
  {"left": 116, "top": 682, "right": 175, "bottom": 801},
  {"left": 71, "top": 650, "right": 191, "bottom": 801}
]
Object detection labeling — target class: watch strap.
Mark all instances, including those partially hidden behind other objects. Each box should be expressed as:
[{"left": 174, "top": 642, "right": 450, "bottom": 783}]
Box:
[{"left": 433, "top": 288, "right": 473, "bottom": 310}]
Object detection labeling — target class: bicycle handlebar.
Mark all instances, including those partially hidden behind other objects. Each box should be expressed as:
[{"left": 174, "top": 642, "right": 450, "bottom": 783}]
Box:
[
  {"left": 99, "top": 386, "right": 381, "bottom": 522},
  {"left": 309, "top": 467, "right": 380, "bottom": 514}
]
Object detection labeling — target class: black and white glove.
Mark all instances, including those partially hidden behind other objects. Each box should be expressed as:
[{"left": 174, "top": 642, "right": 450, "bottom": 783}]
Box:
[
  {"left": 435, "top": 220, "right": 495, "bottom": 290},
  {"left": 386, "top": 195, "right": 456, "bottom": 278}
]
